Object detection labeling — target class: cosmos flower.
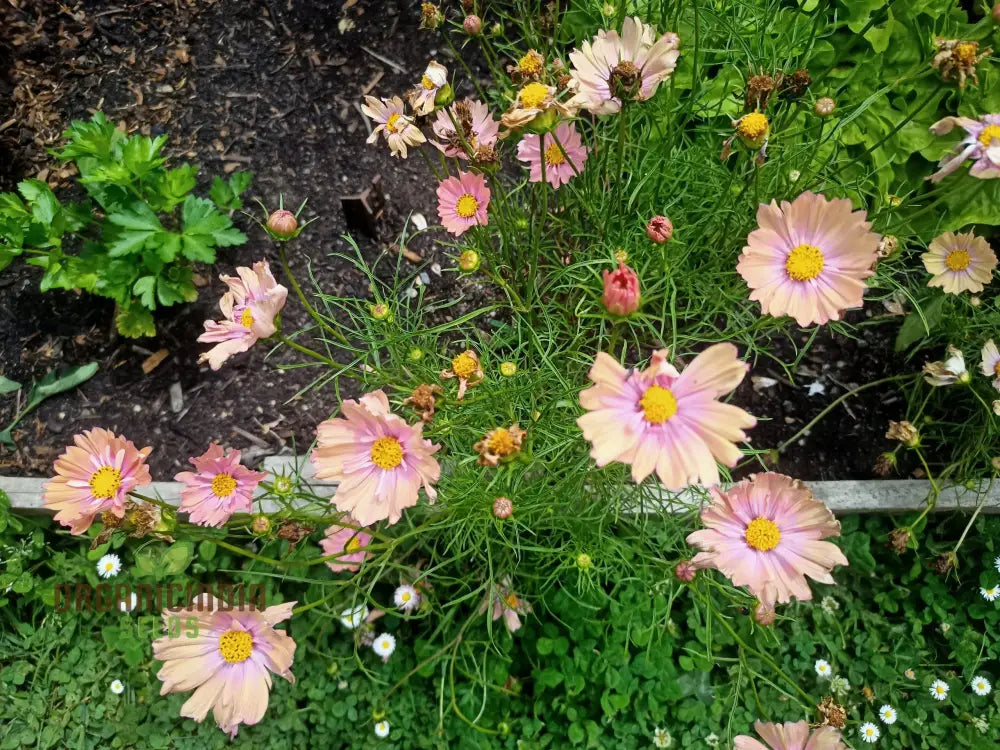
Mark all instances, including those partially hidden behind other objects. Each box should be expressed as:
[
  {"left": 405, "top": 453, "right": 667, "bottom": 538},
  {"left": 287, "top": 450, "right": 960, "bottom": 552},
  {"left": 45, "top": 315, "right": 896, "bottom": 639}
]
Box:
[
  {"left": 152, "top": 595, "right": 296, "bottom": 738},
  {"left": 928, "top": 114, "right": 1000, "bottom": 181},
  {"left": 440, "top": 349, "right": 485, "bottom": 400},
  {"left": 577, "top": 346, "right": 755, "bottom": 489},
  {"left": 922, "top": 231, "right": 996, "bottom": 295},
  {"left": 516, "top": 121, "right": 588, "bottom": 188},
  {"left": 858, "top": 723, "right": 880, "bottom": 744},
  {"left": 931, "top": 40, "right": 991, "bottom": 89},
  {"left": 474, "top": 424, "right": 526, "bottom": 467},
  {"left": 431, "top": 99, "right": 499, "bottom": 159},
  {"left": 878, "top": 705, "right": 897, "bottom": 725},
  {"left": 197, "top": 261, "right": 289, "bottom": 370},
  {"left": 320, "top": 522, "right": 373, "bottom": 573},
  {"left": 687, "top": 473, "right": 848, "bottom": 606},
  {"left": 436, "top": 171, "right": 491, "bottom": 236},
  {"left": 97, "top": 553, "right": 122, "bottom": 579},
  {"left": 734, "top": 721, "right": 845, "bottom": 750},
  {"left": 568, "top": 16, "right": 680, "bottom": 114},
  {"left": 500, "top": 82, "right": 574, "bottom": 130},
  {"left": 43, "top": 428, "right": 153, "bottom": 535},
  {"left": 408, "top": 60, "right": 448, "bottom": 116},
  {"left": 483, "top": 579, "right": 532, "bottom": 633},
  {"left": 980, "top": 340, "right": 1000, "bottom": 390},
  {"left": 922, "top": 345, "right": 970, "bottom": 386},
  {"left": 361, "top": 95, "right": 426, "bottom": 158},
  {"left": 737, "top": 191, "right": 881, "bottom": 327},
  {"left": 311, "top": 390, "right": 442, "bottom": 526},
  {"left": 930, "top": 680, "right": 949, "bottom": 700},
  {"left": 971, "top": 676, "right": 992, "bottom": 696},
  {"left": 174, "top": 444, "right": 267, "bottom": 527}
]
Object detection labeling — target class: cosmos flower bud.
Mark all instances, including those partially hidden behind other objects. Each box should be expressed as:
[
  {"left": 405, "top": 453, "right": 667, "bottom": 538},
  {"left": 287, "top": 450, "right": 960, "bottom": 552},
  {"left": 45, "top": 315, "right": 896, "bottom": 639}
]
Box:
[
  {"left": 370, "top": 302, "right": 392, "bottom": 321},
  {"left": 408, "top": 347, "right": 424, "bottom": 361},
  {"left": 251, "top": 515, "right": 272, "bottom": 536},
  {"left": 674, "top": 560, "right": 696, "bottom": 582},
  {"left": 458, "top": 249, "right": 481, "bottom": 272},
  {"left": 753, "top": 601, "right": 775, "bottom": 626},
  {"left": 492, "top": 496, "right": 513, "bottom": 519},
  {"left": 646, "top": 215, "right": 673, "bottom": 244},
  {"left": 499, "top": 361, "right": 517, "bottom": 376},
  {"left": 434, "top": 83, "right": 454, "bottom": 108},
  {"left": 490, "top": 22, "right": 502, "bottom": 36},
  {"left": 266, "top": 209, "right": 298, "bottom": 239},
  {"left": 463, "top": 14, "right": 482, "bottom": 35},
  {"left": 815, "top": 97, "right": 835, "bottom": 117},
  {"left": 575, "top": 553, "right": 593, "bottom": 570},
  {"left": 601, "top": 262, "right": 641, "bottom": 316}
]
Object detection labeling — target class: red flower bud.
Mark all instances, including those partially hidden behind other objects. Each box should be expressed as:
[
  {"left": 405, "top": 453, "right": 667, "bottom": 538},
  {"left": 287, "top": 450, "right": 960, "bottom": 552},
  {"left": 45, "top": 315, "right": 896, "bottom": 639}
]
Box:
[
  {"left": 601, "top": 262, "right": 641, "bottom": 316},
  {"left": 674, "top": 560, "right": 696, "bottom": 582},
  {"left": 267, "top": 209, "right": 298, "bottom": 239},
  {"left": 463, "top": 14, "right": 482, "bottom": 35},
  {"left": 646, "top": 215, "right": 673, "bottom": 244},
  {"left": 492, "top": 496, "right": 513, "bottom": 519},
  {"left": 753, "top": 601, "right": 775, "bottom": 626}
]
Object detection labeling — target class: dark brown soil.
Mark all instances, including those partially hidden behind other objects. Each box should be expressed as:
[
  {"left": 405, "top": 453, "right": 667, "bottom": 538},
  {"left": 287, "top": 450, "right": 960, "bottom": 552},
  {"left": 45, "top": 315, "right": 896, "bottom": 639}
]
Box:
[{"left": 0, "top": 0, "right": 911, "bottom": 482}]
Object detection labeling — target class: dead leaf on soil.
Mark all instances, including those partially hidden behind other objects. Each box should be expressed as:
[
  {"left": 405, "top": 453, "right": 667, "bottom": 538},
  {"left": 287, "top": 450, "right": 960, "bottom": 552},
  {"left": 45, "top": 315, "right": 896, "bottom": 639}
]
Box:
[{"left": 141, "top": 348, "right": 170, "bottom": 374}]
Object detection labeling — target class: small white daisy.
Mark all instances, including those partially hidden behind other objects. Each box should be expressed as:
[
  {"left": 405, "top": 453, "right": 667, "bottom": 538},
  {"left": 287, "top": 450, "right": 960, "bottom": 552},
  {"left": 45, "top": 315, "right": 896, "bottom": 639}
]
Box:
[
  {"left": 110, "top": 679, "right": 124, "bottom": 695},
  {"left": 97, "top": 553, "right": 122, "bottom": 579},
  {"left": 653, "top": 727, "right": 672, "bottom": 748},
  {"left": 830, "top": 676, "right": 850, "bottom": 696},
  {"left": 789, "top": 169, "right": 802, "bottom": 182},
  {"left": 940, "top": 622, "right": 951, "bottom": 634},
  {"left": 119, "top": 592, "right": 139, "bottom": 612},
  {"left": 339, "top": 604, "right": 369, "bottom": 630},
  {"left": 971, "top": 676, "right": 992, "bottom": 696},
  {"left": 981, "top": 586, "right": 999, "bottom": 602},
  {"left": 372, "top": 632, "right": 396, "bottom": 660},
  {"left": 374, "top": 720, "right": 390, "bottom": 738},
  {"left": 859, "top": 722, "right": 880, "bottom": 743},
  {"left": 878, "top": 705, "right": 897, "bottom": 725},
  {"left": 820, "top": 596, "right": 840, "bottom": 615},
  {"left": 337, "top": 679, "right": 348, "bottom": 690},
  {"left": 994, "top": 555, "right": 1000, "bottom": 574},
  {"left": 904, "top": 668, "right": 916, "bottom": 680},
  {"left": 930, "top": 679, "right": 949, "bottom": 700},
  {"left": 393, "top": 584, "right": 421, "bottom": 612},
  {"left": 815, "top": 659, "right": 832, "bottom": 678},
  {"left": 705, "top": 734, "right": 720, "bottom": 748}
]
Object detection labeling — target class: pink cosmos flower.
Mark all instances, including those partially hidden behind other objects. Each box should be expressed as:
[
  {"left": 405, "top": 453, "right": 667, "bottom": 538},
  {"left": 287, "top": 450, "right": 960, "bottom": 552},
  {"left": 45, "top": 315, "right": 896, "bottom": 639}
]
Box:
[
  {"left": 516, "top": 121, "right": 588, "bottom": 187},
  {"left": 568, "top": 16, "right": 680, "bottom": 115},
  {"left": 737, "top": 191, "right": 880, "bottom": 327},
  {"left": 928, "top": 114, "right": 1000, "bottom": 182},
  {"left": 921, "top": 230, "right": 996, "bottom": 294},
  {"left": 981, "top": 339, "right": 1000, "bottom": 390},
  {"left": 43, "top": 427, "right": 152, "bottom": 534},
  {"left": 686, "top": 473, "right": 848, "bottom": 607},
  {"left": 320, "top": 521, "right": 373, "bottom": 573},
  {"left": 311, "top": 390, "right": 442, "bottom": 526},
  {"left": 577, "top": 346, "right": 755, "bottom": 489},
  {"left": 361, "top": 95, "right": 426, "bottom": 158},
  {"left": 152, "top": 594, "right": 296, "bottom": 738},
  {"left": 436, "top": 171, "right": 490, "bottom": 236},
  {"left": 646, "top": 215, "right": 673, "bottom": 243},
  {"left": 173, "top": 444, "right": 267, "bottom": 527},
  {"left": 431, "top": 99, "right": 500, "bottom": 159},
  {"left": 735, "top": 721, "right": 845, "bottom": 750},
  {"left": 198, "top": 261, "right": 288, "bottom": 370},
  {"left": 602, "top": 261, "right": 641, "bottom": 315},
  {"left": 482, "top": 578, "right": 531, "bottom": 633}
]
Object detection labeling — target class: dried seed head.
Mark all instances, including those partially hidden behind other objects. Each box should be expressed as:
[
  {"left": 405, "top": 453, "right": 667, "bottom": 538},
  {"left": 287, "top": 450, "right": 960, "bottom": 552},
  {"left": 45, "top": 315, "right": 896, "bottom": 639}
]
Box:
[
  {"left": 931, "top": 551, "right": 956, "bottom": 576},
  {"left": 888, "top": 527, "right": 911, "bottom": 555},
  {"left": 818, "top": 696, "right": 848, "bottom": 729},
  {"left": 780, "top": 68, "right": 812, "bottom": 99},
  {"left": 744, "top": 73, "right": 775, "bottom": 111},
  {"left": 873, "top": 452, "right": 896, "bottom": 476},
  {"left": 886, "top": 420, "right": 919, "bottom": 448}
]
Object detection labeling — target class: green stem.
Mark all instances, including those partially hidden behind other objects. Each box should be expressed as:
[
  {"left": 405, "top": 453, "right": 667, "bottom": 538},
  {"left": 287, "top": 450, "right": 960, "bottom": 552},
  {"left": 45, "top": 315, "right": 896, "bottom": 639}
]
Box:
[{"left": 278, "top": 245, "right": 349, "bottom": 345}]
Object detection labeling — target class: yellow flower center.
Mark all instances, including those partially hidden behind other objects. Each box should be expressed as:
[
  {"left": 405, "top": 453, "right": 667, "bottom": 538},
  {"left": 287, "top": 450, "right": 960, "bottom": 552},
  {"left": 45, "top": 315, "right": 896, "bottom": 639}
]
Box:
[
  {"left": 240, "top": 308, "right": 254, "bottom": 328},
  {"left": 401, "top": 591, "right": 412, "bottom": 602},
  {"left": 386, "top": 112, "right": 402, "bottom": 134},
  {"left": 953, "top": 41, "right": 977, "bottom": 65},
  {"left": 519, "top": 82, "right": 549, "bottom": 110},
  {"left": 935, "top": 685, "right": 945, "bottom": 694},
  {"left": 639, "top": 385, "right": 678, "bottom": 424},
  {"left": 370, "top": 436, "right": 404, "bottom": 470},
  {"left": 979, "top": 124, "right": 1000, "bottom": 148},
  {"left": 504, "top": 593, "right": 520, "bottom": 608},
  {"left": 218, "top": 630, "right": 253, "bottom": 664},
  {"left": 89, "top": 466, "right": 123, "bottom": 500},
  {"left": 210, "top": 473, "right": 237, "bottom": 498},
  {"left": 738, "top": 112, "right": 769, "bottom": 140},
  {"left": 421, "top": 75, "right": 436, "bottom": 90},
  {"left": 517, "top": 53, "right": 543, "bottom": 75},
  {"left": 945, "top": 249, "right": 971, "bottom": 271},
  {"left": 544, "top": 142, "right": 566, "bottom": 166},
  {"left": 345, "top": 536, "right": 363, "bottom": 554},
  {"left": 865, "top": 728, "right": 875, "bottom": 737},
  {"left": 488, "top": 428, "right": 516, "bottom": 456},
  {"left": 455, "top": 194, "right": 479, "bottom": 218},
  {"left": 745, "top": 517, "right": 781, "bottom": 551},
  {"left": 994, "top": 361, "right": 1000, "bottom": 377},
  {"left": 104, "top": 562, "right": 116, "bottom": 571},
  {"left": 785, "top": 243, "right": 825, "bottom": 281},
  {"left": 452, "top": 352, "right": 478, "bottom": 378}
]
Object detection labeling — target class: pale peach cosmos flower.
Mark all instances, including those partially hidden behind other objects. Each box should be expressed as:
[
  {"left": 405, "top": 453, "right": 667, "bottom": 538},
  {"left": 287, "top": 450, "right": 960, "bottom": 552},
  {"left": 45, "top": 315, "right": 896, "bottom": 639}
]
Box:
[
  {"left": 735, "top": 720, "right": 845, "bottom": 750},
  {"left": 43, "top": 427, "right": 152, "bottom": 535},
  {"left": 577, "top": 346, "right": 755, "bottom": 489},
  {"left": 198, "top": 261, "right": 288, "bottom": 370},
  {"left": 737, "top": 191, "right": 880, "bottom": 327},
  {"left": 408, "top": 60, "right": 448, "bottom": 116},
  {"left": 482, "top": 578, "right": 532, "bottom": 633},
  {"left": 921, "top": 231, "right": 996, "bottom": 295},
  {"left": 928, "top": 114, "right": 1000, "bottom": 182},
  {"left": 431, "top": 99, "right": 499, "bottom": 159},
  {"left": 500, "top": 82, "right": 574, "bottom": 130},
  {"left": 686, "top": 473, "right": 848, "bottom": 607},
  {"left": 981, "top": 339, "right": 1000, "bottom": 390},
  {"left": 320, "top": 521, "right": 373, "bottom": 573},
  {"left": 361, "top": 95, "right": 426, "bottom": 158},
  {"left": 516, "top": 121, "right": 588, "bottom": 187},
  {"left": 568, "top": 16, "right": 680, "bottom": 115},
  {"left": 174, "top": 444, "right": 267, "bottom": 527},
  {"left": 152, "top": 594, "right": 296, "bottom": 738},
  {"left": 311, "top": 390, "right": 442, "bottom": 527},
  {"left": 436, "top": 171, "right": 491, "bottom": 236},
  {"left": 440, "top": 349, "right": 485, "bottom": 400}
]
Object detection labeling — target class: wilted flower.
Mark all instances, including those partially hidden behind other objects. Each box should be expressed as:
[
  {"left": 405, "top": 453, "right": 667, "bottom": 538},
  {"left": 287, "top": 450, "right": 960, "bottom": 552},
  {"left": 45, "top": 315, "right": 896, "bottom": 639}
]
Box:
[
  {"left": 266, "top": 209, "right": 298, "bottom": 239},
  {"left": 508, "top": 49, "right": 545, "bottom": 82},
  {"left": 922, "top": 231, "right": 996, "bottom": 294},
  {"left": 463, "top": 15, "right": 482, "bottom": 35},
  {"left": 403, "top": 384, "right": 444, "bottom": 423},
  {"left": 474, "top": 424, "right": 526, "bottom": 467},
  {"left": 431, "top": 99, "right": 499, "bottom": 160},
  {"left": 419, "top": 2, "right": 443, "bottom": 29},
  {"left": 877, "top": 235, "right": 900, "bottom": 259},
  {"left": 408, "top": 60, "right": 449, "bottom": 116},
  {"left": 492, "top": 496, "right": 513, "bottom": 519},
  {"left": 931, "top": 39, "right": 991, "bottom": 88},
  {"left": 483, "top": 579, "right": 531, "bottom": 633},
  {"left": 815, "top": 97, "right": 836, "bottom": 116},
  {"left": 888, "top": 527, "right": 911, "bottom": 554},
  {"left": 646, "top": 215, "right": 673, "bottom": 243},
  {"left": 923, "top": 345, "right": 970, "bottom": 386},
  {"left": 458, "top": 248, "right": 481, "bottom": 272},
  {"left": 928, "top": 114, "right": 1000, "bottom": 182},
  {"left": 744, "top": 73, "right": 776, "bottom": 111},
  {"left": 500, "top": 82, "right": 572, "bottom": 131},
  {"left": 516, "top": 121, "right": 588, "bottom": 188},
  {"left": 779, "top": 69, "right": 811, "bottom": 99},
  {"left": 436, "top": 171, "right": 491, "bottom": 236},
  {"left": 441, "top": 349, "right": 485, "bottom": 400},
  {"left": 361, "top": 95, "right": 426, "bottom": 158},
  {"left": 734, "top": 721, "right": 844, "bottom": 750},
  {"left": 885, "top": 420, "right": 919, "bottom": 448},
  {"left": 320, "top": 522, "right": 372, "bottom": 573},
  {"left": 601, "top": 261, "right": 641, "bottom": 316},
  {"left": 174, "top": 444, "right": 268, "bottom": 527},
  {"left": 817, "top": 696, "right": 848, "bottom": 730},
  {"left": 735, "top": 111, "right": 770, "bottom": 148}
]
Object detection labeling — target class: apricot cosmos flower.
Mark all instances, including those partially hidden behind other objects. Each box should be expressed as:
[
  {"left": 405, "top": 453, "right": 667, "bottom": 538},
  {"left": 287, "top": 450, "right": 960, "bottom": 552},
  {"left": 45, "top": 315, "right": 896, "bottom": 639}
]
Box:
[
  {"left": 482, "top": 578, "right": 532, "bottom": 633},
  {"left": 928, "top": 114, "right": 1000, "bottom": 181},
  {"left": 735, "top": 721, "right": 845, "bottom": 750},
  {"left": 311, "top": 390, "right": 441, "bottom": 526},
  {"left": 686, "top": 473, "right": 848, "bottom": 606},
  {"left": 197, "top": 261, "right": 288, "bottom": 370},
  {"left": 436, "top": 171, "right": 490, "bottom": 236},
  {"left": 43, "top": 428, "right": 152, "bottom": 535},
  {"left": 320, "top": 521, "right": 373, "bottom": 573},
  {"left": 737, "top": 191, "right": 880, "bottom": 326},
  {"left": 152, "top": 595, "right": 296, "bottom": 738},
  {"left": 174, "top": 444, "right": 267, "bottom": 527},
  {"left": 921, "top": 230, "right": 996, "bottom": 294},
  {"left": 361, "top": 95, "right": 426, "bottom": 158},
  {"left": 577, "top": 346, "right": 755, "bottom": 489},
  {"left": 440, "top": 349, "right": 484, "bottom": 400}
]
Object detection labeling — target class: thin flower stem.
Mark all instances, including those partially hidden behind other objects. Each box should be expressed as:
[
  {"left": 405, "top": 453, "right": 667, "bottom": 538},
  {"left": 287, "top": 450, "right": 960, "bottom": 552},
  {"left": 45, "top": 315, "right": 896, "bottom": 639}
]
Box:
[
  {"left": 443, "top": 31, "right": 488, "bottom": 103},
  {"left": 278, "top": 245, "right": 349, "bottom": 345}
]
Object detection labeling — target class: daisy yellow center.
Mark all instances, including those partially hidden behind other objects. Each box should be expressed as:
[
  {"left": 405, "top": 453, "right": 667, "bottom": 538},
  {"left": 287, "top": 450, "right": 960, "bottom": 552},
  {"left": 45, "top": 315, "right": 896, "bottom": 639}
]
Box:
[
  {"left": 371, "top": 437, "right": 403, "bottom": 469},
  {"left": 218, "top": 630, "right": 253, "bottom": 664},
  {"left": 211, "top": 473, "right": 237, "bottom": 498},
  {"left": 104, "top": 562, "right": 116, "bottom": 571},
  {"left": 456, "top": 194, "right": 479, "bottom": 218},
  {"left": 935, "top": 685, "right": 946, "bottom": 694},
  {"left": 953, "top": 42, "right": 977, "bottom": 65},
  {"left": 345, "top": 536, "right": 363, "bottom": 553},
  {"left": 386, "top": 112, "right": 402, "bottom": 134},
  {"left": 401, "top": 591, "right": 412, "bottom": 602},
  {"left": 865, "top": 728, "right": 875, "bottom": 737},
  {"left": 544, "top": 142, "right": 566, "bottom": 166},
  {"left": 421, "top": 75, "right": 436, "bottom": 90},
  {"left": 785, "top": 244, "right": 825, "bottom": 281},
  {"left": 639, "top": 385, "right": 678, "bottom": 424},
  {"left": 738, "top": 112, "right": 769, "bottom": 140},
  {"left": 240, "top": 308, "right": 254, "bottom": 328},
  {"left": 505, "top": 593, "right": 520, "bottom": 608},
  {"left": 518, "top": 53, "right": 543, "bottom": 75},
  {"left": 89, "top": 466, "right": 123, "bottom": 500},
  {"left": 745, "top": 517, "right": 781, "bottom": 551},
  {"left": 488, "top": 428, "right": 516, "bottom": 456},
  {"left": 519, "top": 82, "right": 549, "bottom": 110},
  {"left": 945, "top": 249, "right": 971, "bottom": 271},
  {"left": 452, "top": 352, "right": 478, "bottom": 378},
  {"left": 979, "top": 124, "right": 1000, "bottom": 147}
]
